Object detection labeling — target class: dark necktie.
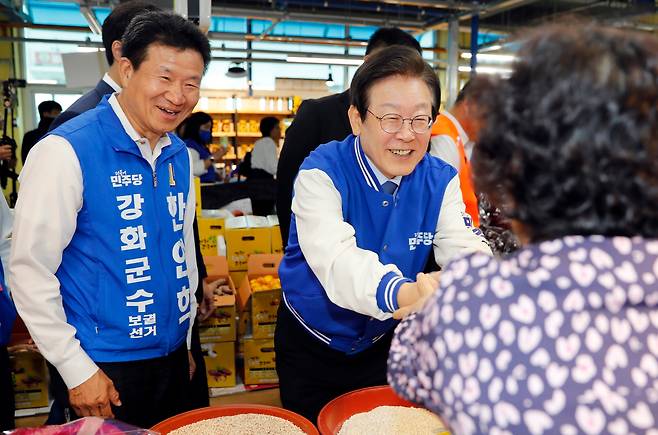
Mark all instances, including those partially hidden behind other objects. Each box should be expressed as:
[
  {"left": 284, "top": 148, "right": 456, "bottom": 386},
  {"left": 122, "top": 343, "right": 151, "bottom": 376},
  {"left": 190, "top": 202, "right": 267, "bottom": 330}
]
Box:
[{"left": 381, "top": 180, "right": 397, "bottom": 195}]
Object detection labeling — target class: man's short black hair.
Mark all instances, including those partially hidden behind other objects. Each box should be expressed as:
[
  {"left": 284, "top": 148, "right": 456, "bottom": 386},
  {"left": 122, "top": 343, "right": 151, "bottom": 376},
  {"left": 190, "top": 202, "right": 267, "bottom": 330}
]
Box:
[
  {"left": 350, "top": 45, "right": 440, "bottom": 120},
  {"left": 259, "top": 117, "right": 280, "bottom": 137},
  {"left": 472, "top": 23, "right": 658, "bottom": 241},
  {"left": 121, "top": 10, "right": 211, "bottom": 72},
  {"left": 101, "top": 1, "right": 159, "bottom": 66},
  {"left": 38, "top": 100, "right": 62, "bottom": 118},
  {"left": 365, "top": 27, "right": 422, "bottom": 56}
]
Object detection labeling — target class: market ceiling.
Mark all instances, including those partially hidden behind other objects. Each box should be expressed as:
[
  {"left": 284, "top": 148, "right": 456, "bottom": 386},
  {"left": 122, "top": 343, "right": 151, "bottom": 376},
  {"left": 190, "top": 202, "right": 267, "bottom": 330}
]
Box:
[{"left": 1, "top": 0, "right": 657, "bottom": 37}]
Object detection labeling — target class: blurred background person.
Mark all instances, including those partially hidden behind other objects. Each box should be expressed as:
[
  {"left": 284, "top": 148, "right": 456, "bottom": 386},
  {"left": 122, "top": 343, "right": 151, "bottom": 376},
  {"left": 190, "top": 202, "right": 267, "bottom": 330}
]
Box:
[
  {"left": 250, "top": 116, "right": 280, "bottom": 180},
  {"left": 179, "top": 111, "right": 226, "bottom": 183},
  {"left": 429, "top": 79, "right": 489, "bottom": 228},
  {"left": 249, "top": 116, "right": 280, "bottom": 215},
  {"left": 388, "top": 23, "right": 658, "bottom": 434},
  {"left": 21, "top": 100, "right": 61, "bottom": 164}
]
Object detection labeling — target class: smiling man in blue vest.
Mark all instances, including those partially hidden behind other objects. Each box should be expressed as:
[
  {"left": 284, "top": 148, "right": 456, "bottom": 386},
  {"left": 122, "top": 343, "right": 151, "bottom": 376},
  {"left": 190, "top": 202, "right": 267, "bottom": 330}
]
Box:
[
  {"left": 9, "top": 11, "right": 210, "bottom": 428},
  {"left": 275, "top": 45, "right": 493, "bottom": 423}
]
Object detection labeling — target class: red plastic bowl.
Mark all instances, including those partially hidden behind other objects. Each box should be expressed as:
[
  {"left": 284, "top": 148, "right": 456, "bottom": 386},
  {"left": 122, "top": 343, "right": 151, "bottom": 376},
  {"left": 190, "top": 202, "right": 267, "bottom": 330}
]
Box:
[
  {"left": 151, "top": 404, "right": 319, "bottom": 434},
  {"left": 317, "top": 385, "right": 421, "bottom": 435}
]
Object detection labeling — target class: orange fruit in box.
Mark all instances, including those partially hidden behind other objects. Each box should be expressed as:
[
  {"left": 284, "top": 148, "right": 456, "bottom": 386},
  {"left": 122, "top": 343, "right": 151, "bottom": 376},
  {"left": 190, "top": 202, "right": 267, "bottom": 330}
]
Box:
[{"left": 250, "top": 275, "right": 281, "bottom": 291}]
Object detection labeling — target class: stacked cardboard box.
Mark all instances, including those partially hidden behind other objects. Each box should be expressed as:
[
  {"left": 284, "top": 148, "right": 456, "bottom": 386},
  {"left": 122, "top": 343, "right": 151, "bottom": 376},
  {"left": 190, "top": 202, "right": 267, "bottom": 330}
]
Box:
[
  {"left": 198, "top": 256, "right": 236, "bottom": 388},
  {"left": 236, "top": 254, "right": 283, "bottom": 385},
  {"left": 10, "top": 351, "right": 49, "bottom": 409},
  {"left": 197, "top": 217, "right": 226, "bottom": 257}
]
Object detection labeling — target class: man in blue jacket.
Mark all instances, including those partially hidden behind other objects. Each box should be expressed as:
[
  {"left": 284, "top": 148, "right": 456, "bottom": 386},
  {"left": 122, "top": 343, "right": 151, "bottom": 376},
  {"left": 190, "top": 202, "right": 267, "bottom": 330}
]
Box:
[
  {"left": 276, "top": 46, "right": 492, "bottom": 422},
  {"left": 10, "top": 11, "right": 210, "bottom": 428}
]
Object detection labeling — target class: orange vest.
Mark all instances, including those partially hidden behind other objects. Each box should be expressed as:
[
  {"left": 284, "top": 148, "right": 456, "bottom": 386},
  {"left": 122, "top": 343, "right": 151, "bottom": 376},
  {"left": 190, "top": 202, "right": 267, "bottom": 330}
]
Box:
[{"left": 431, "top": 114, "right": 479, "bottom": 227}]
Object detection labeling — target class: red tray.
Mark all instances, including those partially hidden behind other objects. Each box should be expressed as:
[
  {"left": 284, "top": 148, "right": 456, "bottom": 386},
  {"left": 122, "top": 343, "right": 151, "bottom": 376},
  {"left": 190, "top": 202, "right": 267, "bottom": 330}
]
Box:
[
  {"left": 317, "top": 385, "right": 420, "bottom": 435},
  {"left": 151, "top": 404, "right": 319, "bottom": 434}
]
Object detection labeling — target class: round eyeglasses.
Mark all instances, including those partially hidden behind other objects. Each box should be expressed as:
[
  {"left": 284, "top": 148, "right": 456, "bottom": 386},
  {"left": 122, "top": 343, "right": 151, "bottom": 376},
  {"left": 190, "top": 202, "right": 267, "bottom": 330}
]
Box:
[{"left": 367, "top": 109, "right": 434, "bottom": 134}]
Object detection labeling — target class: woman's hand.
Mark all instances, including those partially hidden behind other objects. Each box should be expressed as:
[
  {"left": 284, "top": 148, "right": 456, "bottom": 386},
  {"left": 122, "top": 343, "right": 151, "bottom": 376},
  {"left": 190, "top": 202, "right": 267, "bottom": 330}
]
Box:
[{"left": 394, "top": 272, "right": 440, "bottom": 319}]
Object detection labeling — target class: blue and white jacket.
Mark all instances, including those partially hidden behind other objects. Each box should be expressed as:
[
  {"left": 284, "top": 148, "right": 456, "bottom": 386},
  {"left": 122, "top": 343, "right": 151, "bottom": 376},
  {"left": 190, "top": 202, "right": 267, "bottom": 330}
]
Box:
[
  {"left": 279, "top": 134, "right": 491, "bottom": 354},
  {"left": 48, "top": 98, "right": 193, "bottom": 362}
]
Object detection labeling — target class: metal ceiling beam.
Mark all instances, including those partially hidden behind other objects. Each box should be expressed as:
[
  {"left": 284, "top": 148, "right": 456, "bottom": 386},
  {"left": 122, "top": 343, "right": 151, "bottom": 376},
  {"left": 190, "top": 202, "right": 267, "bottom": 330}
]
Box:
[
  {"left": 211, "top": 5, "right": 425, "bottom": 31},
  {"left": 357, "top": 0, "right": 476, "bottom": 12},
  {"left": 422, "top": 0, "right": 542, "bottom": 32},
  {"left": 258, "top": 18, "right": 283, "bottom": 39}
]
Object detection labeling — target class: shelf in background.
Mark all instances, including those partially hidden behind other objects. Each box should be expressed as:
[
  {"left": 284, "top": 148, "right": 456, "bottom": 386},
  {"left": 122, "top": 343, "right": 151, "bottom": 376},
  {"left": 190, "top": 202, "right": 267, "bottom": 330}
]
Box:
[
  {"left": 213, "top": 131, "right": 263, "bottom": 138},
  {"left": 208, "top": 110, "right": 293, "bottom": 116}
]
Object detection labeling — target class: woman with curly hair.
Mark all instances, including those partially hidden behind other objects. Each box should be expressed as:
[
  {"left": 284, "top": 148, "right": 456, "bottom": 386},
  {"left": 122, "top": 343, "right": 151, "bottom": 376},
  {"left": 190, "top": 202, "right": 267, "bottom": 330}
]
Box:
[{"left": 388, "top": 23, "right": 658, "bottom": 434}]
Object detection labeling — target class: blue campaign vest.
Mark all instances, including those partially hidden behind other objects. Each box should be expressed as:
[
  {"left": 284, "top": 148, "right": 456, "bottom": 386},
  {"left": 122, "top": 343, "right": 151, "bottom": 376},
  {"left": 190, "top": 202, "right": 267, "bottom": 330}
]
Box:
[
  {"left": 50, "top": 97, "right": 192, "bottom": 363},
  {"left": 0, "top": 262, "right": 16, "bottom": 346},
  {"left": 279, "top": 134, "right": 457, "bottom": 354}
]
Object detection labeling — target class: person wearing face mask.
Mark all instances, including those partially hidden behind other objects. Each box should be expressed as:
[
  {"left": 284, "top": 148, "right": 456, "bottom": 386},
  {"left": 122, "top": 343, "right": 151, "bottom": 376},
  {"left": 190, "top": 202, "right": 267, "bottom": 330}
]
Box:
[
  {"left": 21, "top": 100, "right": 62, "bottom": 164},
  {"left": 275, "top": 46, "right": 492, "bottom": 424},
  {"left": 179, "top": 111, "right": 225, "bottom": 183}
]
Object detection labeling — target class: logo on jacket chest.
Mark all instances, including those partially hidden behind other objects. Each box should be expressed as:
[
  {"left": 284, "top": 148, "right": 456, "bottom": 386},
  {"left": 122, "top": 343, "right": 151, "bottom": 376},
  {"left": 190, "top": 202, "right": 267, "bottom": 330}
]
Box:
[{"left": 409, "top": 231, "right": 433, "bottom": 250}]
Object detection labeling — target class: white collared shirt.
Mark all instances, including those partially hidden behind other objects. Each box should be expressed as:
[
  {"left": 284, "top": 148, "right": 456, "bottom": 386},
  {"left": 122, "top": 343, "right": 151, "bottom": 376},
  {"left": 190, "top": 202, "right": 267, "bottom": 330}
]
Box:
[
  {"left": 102, "top": 73, "right": 121, "bottom": 93},
  {"left": 363, "top": 152, "right": 402, "bottom": 196},
  {"left": 9, "top": 93, "right": 198, "bottom": 389}
]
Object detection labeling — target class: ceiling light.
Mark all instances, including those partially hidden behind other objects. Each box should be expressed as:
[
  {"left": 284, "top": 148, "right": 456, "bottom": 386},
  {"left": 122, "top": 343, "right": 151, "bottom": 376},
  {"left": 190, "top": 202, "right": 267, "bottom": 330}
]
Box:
[
  {"left": 458, "top": 65, "right": 513, "bottom": 76},
  {"left": 226, "top": 63, "right": 247, "bottom": 78},
  {"left": 287, "top": 56, "right": 363, "bottom": 66},
  {"left": 460, "top": 52, "right": 516, "bottom": 63},
  {"left": 325, "top": 73, "right": 334, "bottom": 87}
]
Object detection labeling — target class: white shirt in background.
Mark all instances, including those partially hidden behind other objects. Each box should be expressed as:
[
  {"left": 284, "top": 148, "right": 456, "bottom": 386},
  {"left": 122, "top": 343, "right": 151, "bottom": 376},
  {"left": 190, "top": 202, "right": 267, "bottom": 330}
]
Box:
[{"left": 251, "top": 136, "right": 278, "bottom": 176}]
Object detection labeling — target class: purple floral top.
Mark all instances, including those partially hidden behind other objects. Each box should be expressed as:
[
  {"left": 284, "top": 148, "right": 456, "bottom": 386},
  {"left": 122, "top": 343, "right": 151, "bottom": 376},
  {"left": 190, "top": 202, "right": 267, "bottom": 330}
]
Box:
[{"left": 388, "top": 235, "right": 658, "bottom": 435}]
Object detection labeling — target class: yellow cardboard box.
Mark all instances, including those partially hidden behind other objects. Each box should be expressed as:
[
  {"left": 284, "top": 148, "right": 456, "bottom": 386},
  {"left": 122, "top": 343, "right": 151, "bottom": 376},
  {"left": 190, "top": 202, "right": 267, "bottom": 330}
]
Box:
[
  {"left": 229, "top": 271, "right": 247, "bottom": 293},
  {"left": 194, "top": 177, "right": 202, "bottom": 215},
  {"left": 225, "top": 226, "right": 271, "bottom": 271},
  {"left": 199, "top": 256, "right": 236, "bottom": 343},
  {"left": 236, "top": 254, "right": 282, "bottom": 339},
  {"left": 10, "top": 351, "right": 49, "bottom": 409},
  {"left": 202, "top": 341, "right": 236, "bottom": 388},
  {"left": 198, "top": 218, "right": 225, "bottom": 256},
  {"left": 243, "top": 337, "right": 278, "bottom": 385},
  {"left": 266, "top": 215, "right": 283, "bottom": 254},
  {"left": 271, "top": 226, "right": 283, "bottom": 254}
]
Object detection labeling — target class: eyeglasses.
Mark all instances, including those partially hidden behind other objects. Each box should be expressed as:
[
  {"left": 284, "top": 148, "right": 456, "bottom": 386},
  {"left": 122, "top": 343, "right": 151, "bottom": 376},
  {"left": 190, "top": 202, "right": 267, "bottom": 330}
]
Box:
[{"left": 367, "top": 109, "right": 433, "bottom": 134}]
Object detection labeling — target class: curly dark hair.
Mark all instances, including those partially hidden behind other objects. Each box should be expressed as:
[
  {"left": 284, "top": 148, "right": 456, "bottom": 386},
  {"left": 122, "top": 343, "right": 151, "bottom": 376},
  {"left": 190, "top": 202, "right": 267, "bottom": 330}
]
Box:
[{"left": 472, "top": 23, "right": 658, "bottom": 241}]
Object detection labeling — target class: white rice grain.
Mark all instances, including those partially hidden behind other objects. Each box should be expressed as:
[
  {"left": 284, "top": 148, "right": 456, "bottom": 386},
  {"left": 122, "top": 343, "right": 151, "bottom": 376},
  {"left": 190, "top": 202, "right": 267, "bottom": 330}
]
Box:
[
  {"left": 337, "top": 405, "right": 446, "bottom": 435},
  {"left": 168, "top": 413, "right": 306, "bottom": 435}
]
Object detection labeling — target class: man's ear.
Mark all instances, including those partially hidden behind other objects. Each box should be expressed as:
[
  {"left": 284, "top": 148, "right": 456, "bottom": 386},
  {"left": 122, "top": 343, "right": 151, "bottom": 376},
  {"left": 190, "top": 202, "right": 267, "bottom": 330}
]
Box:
[
  {"left": 111, "top": 41, "right": 123, "bottom": 64},
  {"left": 348, "top": 105, "right": 362, "bottom": 136},
  {"left": 118, "top": 56, "right": 133, "bottom": 87}
]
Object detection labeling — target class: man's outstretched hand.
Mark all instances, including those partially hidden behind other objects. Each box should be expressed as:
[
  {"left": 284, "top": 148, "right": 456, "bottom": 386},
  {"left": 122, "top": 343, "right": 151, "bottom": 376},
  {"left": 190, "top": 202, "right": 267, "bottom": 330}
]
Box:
[{"left": 68, "top": 369, "right": 121, "bottom": 418}]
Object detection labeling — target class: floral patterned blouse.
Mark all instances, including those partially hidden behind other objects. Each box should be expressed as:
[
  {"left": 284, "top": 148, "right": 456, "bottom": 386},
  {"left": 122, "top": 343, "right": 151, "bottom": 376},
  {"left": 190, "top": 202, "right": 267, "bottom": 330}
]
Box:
[{"left": 388, "top": 235, "right": 658, "bottom": 435}]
